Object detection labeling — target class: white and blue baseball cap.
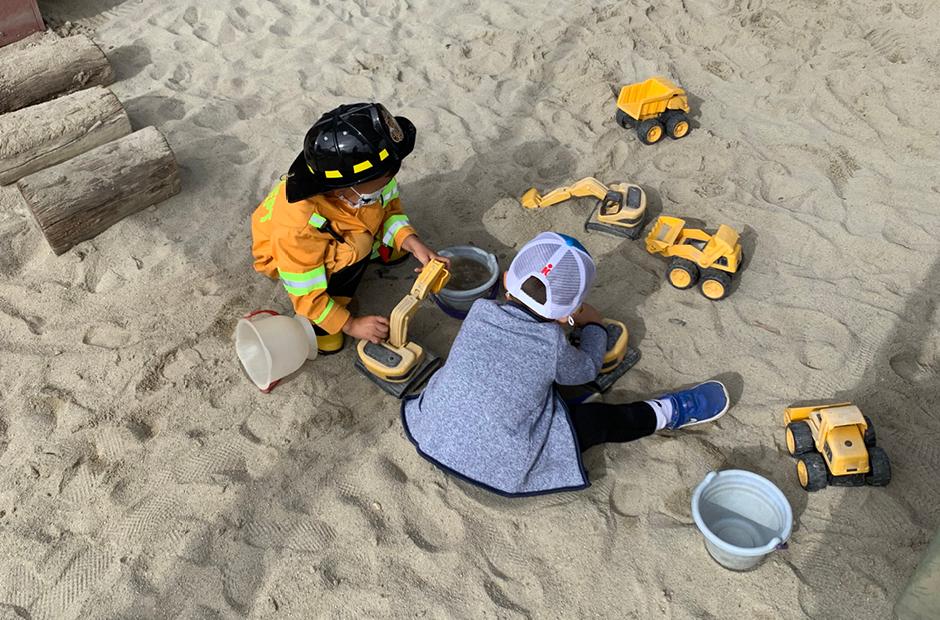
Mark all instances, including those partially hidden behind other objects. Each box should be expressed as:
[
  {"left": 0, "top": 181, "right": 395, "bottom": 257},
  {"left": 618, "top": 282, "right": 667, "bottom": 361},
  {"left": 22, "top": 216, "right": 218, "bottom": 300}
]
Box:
[{"left": 505, "top": 232, "right": 596, "bottom": 319}]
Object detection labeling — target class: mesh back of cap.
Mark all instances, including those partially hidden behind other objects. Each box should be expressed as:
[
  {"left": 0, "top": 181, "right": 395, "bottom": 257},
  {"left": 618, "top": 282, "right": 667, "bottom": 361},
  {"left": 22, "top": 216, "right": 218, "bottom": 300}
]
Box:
[{"left": 507, "top": 233, "right": 595, "bottom": 318}]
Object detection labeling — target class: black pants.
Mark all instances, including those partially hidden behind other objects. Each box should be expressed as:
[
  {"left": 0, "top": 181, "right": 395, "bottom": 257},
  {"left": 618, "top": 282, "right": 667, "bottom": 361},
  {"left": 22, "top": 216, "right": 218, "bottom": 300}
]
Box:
[
  {"left": 312, "top": 258, "right": 370, "bottom": 335},
  {"left": 568, "top": 401, "right": 657, "bottom": 451}
]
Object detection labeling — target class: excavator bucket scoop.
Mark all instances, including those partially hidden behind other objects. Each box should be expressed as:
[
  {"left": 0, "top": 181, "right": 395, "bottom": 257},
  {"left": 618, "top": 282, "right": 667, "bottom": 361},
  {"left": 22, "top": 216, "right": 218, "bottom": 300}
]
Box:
[{"left": 520, "top": 188, "right": 543, "bottom": 209}]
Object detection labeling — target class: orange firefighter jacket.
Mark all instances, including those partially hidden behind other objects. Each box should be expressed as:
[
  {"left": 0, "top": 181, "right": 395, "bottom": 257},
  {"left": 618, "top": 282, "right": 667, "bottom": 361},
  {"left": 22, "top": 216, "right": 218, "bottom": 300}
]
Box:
[{"left": 250, "top": 177, "right": 416, "bottom": 334}]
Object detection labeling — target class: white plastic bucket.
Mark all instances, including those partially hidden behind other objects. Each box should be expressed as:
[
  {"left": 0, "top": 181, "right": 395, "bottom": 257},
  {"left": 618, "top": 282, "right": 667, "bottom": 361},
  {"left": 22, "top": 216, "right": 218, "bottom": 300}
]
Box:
[
  {"left": 235, "top": 310, "right": 318, "bottom": 391},
  {"left": 691, "top": 470, "right": 793, "bottom": 571},
  {"left": 432, "top": 245, "right": 500, "bottom": 319}
]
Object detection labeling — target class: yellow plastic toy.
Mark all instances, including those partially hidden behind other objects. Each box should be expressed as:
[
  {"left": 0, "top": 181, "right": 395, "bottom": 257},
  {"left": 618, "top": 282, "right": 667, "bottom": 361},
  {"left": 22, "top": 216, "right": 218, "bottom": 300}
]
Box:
[
  {"left": 520, "top": 177, "right": 647, "bottom": 240},
  {"left": 644, "top": 216, "right": 742, "bottom": 300},
  {"left": 355, "top": 259, "right": 450, "bottom": 398},
  {"left": 784, "top": 403, "right": 891, "bottom": 492},
  {"left": 615, "top": 76, "right": 691, "bottom": 145}
]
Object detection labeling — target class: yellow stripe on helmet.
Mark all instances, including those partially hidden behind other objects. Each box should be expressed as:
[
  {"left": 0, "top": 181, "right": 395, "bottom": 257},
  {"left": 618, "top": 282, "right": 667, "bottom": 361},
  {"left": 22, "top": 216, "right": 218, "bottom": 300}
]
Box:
[
  {"left": 324, "top": 170, "right": 343, "bottom": 178},
  {"left": 353, "top": 160, "right": 373, "bottom": 174}
]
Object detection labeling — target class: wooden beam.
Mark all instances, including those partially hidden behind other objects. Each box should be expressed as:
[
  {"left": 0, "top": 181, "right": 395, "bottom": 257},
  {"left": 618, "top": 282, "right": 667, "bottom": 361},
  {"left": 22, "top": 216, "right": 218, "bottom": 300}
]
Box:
[
  {"left": 0, "top": 86, "right": 132, "bottom": 185},
  {"left": 16, "top": 127, "right": 181, "bottom": 255},
  {"left": 0, "top": 33, "right": 113, "bottom": 114}
]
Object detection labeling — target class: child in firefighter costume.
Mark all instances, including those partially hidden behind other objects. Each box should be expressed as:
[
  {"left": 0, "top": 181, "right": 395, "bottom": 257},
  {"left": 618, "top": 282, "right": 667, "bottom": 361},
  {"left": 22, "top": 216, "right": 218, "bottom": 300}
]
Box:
[{"left": 251, "top": 103, "right": 449, "bottom": 353}]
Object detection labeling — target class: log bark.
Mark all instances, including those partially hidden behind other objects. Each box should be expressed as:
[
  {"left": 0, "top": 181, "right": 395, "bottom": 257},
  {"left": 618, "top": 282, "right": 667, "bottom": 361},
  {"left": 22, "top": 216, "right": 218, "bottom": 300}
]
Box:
[
  {"left": 0, "top": 86, "right": 131, "bottom": 185},
  {"left": 0, "top": 33, "right": 113, "bottom": 114},
  {"left": 16, "top": 126, "right": 181, "bottom": 255}
]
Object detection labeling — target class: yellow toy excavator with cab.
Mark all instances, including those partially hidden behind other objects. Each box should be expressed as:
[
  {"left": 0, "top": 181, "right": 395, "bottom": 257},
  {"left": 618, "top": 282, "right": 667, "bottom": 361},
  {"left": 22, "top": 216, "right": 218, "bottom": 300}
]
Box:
[
  {"left": 355, "top": 259, "right": 450, "bottom": 398},
  {"left": 520, "top": 177, "right": 648, "bottom": 240},
  {"left": 784, "top": 403, "right": 891, "bottom": 491},
  {"left": 645, "top": 216, "right": 743, "bottom": 300},
  {"left": 615, "top": 76, "right": 692, "bottom": 145},
  {"left": 559, "top": 318, "right": 641, "bottom": 401}
]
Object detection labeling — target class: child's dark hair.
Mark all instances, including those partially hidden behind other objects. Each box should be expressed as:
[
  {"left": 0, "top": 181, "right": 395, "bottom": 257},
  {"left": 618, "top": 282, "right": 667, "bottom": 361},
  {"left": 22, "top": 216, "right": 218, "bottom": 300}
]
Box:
[{"left": 521, "top": 276, "right": 547, "bottom": 304}]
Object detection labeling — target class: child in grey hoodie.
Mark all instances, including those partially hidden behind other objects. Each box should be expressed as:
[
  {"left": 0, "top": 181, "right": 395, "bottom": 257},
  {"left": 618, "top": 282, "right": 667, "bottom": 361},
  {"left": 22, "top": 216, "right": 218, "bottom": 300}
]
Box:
[{"left": 402, "top": 232, "right": 729, "bottom": 496}]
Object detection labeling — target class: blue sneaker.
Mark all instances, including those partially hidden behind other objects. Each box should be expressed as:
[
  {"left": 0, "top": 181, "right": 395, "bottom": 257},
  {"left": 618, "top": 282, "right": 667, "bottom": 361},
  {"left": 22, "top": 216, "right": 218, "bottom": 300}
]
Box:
[{"left": 662, "top": 381, "right": 729, "bottom": 430}]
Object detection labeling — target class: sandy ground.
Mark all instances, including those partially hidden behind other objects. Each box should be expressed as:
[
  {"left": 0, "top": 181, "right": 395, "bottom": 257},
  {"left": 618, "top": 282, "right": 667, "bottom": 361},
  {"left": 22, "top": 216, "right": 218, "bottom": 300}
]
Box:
[{"left": 1, "top": 0, "right": 939, "bottom": 617}]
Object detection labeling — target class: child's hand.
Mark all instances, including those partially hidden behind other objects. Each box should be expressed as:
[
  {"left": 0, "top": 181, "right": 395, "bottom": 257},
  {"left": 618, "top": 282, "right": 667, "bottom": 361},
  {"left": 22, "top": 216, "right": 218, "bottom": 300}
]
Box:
[
  {"left": 402, "top": 235, "right": 451, "bottom": 271},
  {"left": 342, "top": 315, "right": 390, "bottom": 343},
  {"left": 571, "top": 303, "right": 604, "bottom": 327}
]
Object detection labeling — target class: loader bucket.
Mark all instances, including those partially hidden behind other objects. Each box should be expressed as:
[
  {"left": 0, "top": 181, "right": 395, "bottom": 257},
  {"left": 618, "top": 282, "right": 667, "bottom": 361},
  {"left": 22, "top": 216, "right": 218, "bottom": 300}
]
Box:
[{"left": 645, "top": 216, "right": 685, "bottom": 253}]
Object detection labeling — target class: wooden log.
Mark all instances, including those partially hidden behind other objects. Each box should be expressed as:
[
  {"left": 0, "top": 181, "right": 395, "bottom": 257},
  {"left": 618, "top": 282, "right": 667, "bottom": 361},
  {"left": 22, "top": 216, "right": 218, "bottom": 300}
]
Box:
[
  {"left": 0, "top": 86, "right": 132, "bottom": 185},
  {"left": 16, "top": 126, "right": 181, "bottom": 255},
  {"left": 0, "top": 33, "right": 113, "bottom": 114}
]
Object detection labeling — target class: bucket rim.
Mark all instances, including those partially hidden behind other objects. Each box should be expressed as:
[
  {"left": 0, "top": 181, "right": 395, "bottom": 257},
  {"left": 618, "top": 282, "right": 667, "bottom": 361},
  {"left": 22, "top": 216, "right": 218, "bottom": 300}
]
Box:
[
  {"left": 690, "top": 469, "right": 793, "bottom": 557},
  {"left": 236, "top": 314, "right": 276, "bottom": 390},
  {"left": 437, "top": 245, "right": 500, "bottom": 299}
]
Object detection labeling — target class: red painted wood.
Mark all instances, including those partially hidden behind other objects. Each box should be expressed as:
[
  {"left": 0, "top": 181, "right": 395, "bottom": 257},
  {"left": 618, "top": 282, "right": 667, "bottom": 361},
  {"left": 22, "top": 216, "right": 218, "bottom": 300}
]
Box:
[{"left": 0, "top": 0, "right": 44, "bottom": 48}]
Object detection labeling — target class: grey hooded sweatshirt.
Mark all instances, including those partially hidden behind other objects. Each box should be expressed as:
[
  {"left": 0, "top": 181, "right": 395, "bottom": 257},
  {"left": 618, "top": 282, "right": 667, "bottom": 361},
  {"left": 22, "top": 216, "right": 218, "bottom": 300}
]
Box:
[{"left": 401, "top": 299, "right": 608, "bottom": 496}]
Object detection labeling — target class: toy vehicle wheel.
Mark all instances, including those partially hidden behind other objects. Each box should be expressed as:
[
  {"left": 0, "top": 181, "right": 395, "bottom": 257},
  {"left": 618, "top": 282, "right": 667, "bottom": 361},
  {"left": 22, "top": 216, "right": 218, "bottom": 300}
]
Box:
[
  {"left": 786, "top": 421, "right": 815, "bottom": 456},
  {"left": 637, "top": 118, "right": 665, "bottom": 145},
  {"left": 863, "top": 415, "right": 876, "bottom": 447},
  {"left": 664, "top": 111, "right": 691, "bottom": 139},
  {"left": 616, "top": 109, "right": 634, "bottom": 128},
  {"left": 866, "top": 446, "right": 891, "bottom": 486},
  {"left": 666, "top": 258, "right": 699, "bottom": 289},
  {"left": 700, "top": 269, "right": 732, "bottom": 300},
  {"left": 797, "top": 453, "right": 828, "bottom": 491}
]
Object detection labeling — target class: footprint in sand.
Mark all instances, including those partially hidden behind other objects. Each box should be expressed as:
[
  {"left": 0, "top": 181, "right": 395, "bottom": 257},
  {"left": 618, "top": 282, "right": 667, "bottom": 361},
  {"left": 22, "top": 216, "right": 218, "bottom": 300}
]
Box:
[{"left": 82, "top": 323, "right": 134, "bottom": 349}]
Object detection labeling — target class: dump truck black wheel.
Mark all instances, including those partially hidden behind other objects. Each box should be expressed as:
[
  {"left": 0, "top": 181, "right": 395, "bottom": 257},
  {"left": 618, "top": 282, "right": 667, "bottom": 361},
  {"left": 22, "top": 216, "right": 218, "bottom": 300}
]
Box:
[
  {"left": 863, "top": 415, "right": 876, "bottom": 447},
  {"left": 666, "top": 258, "right": 699, "bottom": 289},
  {"left": 664, "top": 111, "right": 691, "bottom": 139},
  {"left": 616, "top": 109, "right": 634, "bottom": 128},
  {"left": 797, "top": 453, "right": 828, "bottom": 491},
  {"left": 786, "top": 421, "right": 815, "bottom": 456},
  {"left": 700, "top": 269, "right": 732, "bottom": 300},
  {"left": 637, "top": 118, "right": 665, "bottom": 145},
  {"left": 866, "top": 446, "right": 891, "bottom": 486}
]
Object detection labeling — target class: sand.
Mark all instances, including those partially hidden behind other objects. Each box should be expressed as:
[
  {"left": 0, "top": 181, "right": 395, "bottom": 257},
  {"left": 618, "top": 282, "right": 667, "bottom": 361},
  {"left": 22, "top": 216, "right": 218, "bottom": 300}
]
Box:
[{"left": 0, "top": 0, "right": 938, "bottom": 617}]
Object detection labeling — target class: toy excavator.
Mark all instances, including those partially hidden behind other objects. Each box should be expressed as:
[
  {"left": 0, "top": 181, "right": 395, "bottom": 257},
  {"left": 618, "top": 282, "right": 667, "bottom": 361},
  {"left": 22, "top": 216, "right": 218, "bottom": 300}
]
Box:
[
  {"left": 645, "top": 216, "right": 743, "bottom": 300},
  {"left": 566, "top": 318, "right": 641, "bottom": 396},
  {"left": 520, "top": 177, "right": 647, "bottom": 240},
  {"left": 784, "top": 403, "right": 891, "bottom": 491},
  {"left": 355, "top": 259, "right": 450, "bottom": 398}
]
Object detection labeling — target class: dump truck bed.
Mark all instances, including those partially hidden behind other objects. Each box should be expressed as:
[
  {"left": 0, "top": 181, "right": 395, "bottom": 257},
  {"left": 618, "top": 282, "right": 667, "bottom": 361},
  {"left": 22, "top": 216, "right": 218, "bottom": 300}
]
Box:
[{"left": 617, "top": 76, "right": 688, "bottom": 120}]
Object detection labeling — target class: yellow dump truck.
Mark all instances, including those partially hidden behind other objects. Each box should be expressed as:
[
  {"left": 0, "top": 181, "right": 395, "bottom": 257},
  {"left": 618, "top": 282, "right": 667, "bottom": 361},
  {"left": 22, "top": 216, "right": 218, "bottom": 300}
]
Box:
[
  {"left": 645, "top": 216, "right": 742, "bottom": 300},
  {"left": 784, "top": 403, "right": 891, "bottom": 491},
  {"left": 616, "top": 76, "right": 691, "bottom": 145}
]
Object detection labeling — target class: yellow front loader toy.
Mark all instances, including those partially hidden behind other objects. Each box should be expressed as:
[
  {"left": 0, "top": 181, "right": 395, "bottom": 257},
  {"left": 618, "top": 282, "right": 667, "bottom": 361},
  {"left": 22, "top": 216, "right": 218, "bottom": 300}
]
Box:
[
  {"left": 355, "top": 259, "right": 450, "bottom": 399},
  {"left": 520, "top": 177, "right": 648, "bottom": 240},
  {"left": 615, "top": 76, "right": 692, "bottom": 145},
  {"left": 645, "top": 216, "right": 743, "bottom": 300},
  {"left": 784, "top": 403, "right": 891, "bottom": 491}
]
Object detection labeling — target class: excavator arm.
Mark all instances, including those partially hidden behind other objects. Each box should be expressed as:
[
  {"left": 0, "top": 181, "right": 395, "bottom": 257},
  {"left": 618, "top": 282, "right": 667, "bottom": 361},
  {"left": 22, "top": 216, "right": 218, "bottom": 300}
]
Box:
[
  {"left": 520, "top": 177, "right": 612, "bottom": 209},
  {"left": 387, "top": 260, "right": 450, "bottom": 348}
]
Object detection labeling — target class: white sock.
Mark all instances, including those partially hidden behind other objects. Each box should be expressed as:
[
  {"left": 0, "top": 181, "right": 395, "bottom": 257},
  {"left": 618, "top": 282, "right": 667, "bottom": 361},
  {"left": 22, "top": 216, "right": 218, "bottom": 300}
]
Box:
[{"left": 645, "top": 398, "right": 674, "bottom": 431}]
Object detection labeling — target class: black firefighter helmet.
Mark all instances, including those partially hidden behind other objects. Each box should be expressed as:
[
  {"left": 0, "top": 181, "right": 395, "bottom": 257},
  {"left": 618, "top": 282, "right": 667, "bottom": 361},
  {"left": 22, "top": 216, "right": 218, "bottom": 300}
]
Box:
[{"left": 285, "top": 102, "right": 416, "bottom": 203}]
